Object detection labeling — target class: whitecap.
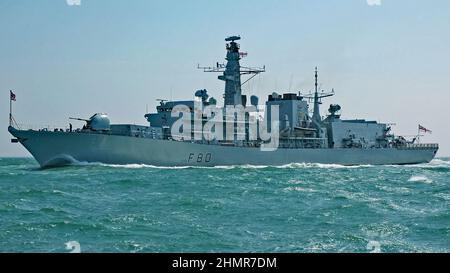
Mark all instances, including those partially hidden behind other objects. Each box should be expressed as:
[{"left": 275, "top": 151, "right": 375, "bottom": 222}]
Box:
[
  {"left": 287, "top": 179, "right": 304, "bottom": 184},
  {"left": 401, "top": 158, "right": 450, "bottom": 169},
  {"left": 366, "top": 240, "right": 382, "bottom": 253},
  {"left": 434, "top": 193, "right": 450, "bottom": 201},
  {"left": 65, "top": 241, "right": 81, "bottom": 253},
  {"left": 408, "top": 175, "right": 432, "bottom": 184},
  {"left": 429, "top": 158, "right": 450, "bottom": 165},
  {"left": 283, "top": 186, "right": 316, "bottom": 192},
  {"left": 52, "top": 189, "right": 67, "bottom": 195},
  {"left": 101, "top": 163, "right": 192, "bottom": 169},
  {"left": 276, "top": 162, "right": 373, "bottom": 169}
]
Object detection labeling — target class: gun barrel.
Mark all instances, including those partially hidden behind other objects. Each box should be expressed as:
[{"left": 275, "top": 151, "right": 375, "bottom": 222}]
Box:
[{"left": 69, "top": 117, "right": 89, "bottom": 122}]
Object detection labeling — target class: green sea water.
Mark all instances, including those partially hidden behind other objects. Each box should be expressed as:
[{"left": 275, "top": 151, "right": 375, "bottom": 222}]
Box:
[{"left": 0, "top": 157, "right": 448, "bottom": 253}]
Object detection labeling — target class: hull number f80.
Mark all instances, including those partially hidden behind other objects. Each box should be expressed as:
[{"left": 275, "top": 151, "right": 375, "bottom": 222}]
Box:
[{"left": 188, "top": 153, "right": 212, "bottom": 163}]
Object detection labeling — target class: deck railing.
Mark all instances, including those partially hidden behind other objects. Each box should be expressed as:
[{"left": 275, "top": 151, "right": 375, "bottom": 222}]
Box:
[
  {"left": 15, "top": 123, "right": 72, "bottom": 132},
  {"left": 10, "top": 124, "right": 441, "bottom": 151},
  {"left": 400, "top": 143, "right": 439, "bottom": 149}
]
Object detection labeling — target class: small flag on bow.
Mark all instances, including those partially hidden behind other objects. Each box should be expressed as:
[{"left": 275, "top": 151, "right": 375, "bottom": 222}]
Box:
[{"left": 10, "top": 90, "right": 16, "bottom": 101}]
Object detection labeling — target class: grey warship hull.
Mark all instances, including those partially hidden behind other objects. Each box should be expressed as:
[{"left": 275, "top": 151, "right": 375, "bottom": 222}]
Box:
[{"left": 9, "top": 127, "right": 438, "bottom": 168}]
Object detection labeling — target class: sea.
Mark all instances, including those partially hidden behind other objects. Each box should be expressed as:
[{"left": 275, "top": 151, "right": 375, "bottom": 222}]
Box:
[{"left": 0, "top": 157, "right": 448, "bottom": 253}]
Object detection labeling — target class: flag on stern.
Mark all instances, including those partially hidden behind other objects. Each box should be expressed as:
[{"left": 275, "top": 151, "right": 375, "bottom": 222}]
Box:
[{"left": 419, "top": 124, "right": 432, "bottom": 134}]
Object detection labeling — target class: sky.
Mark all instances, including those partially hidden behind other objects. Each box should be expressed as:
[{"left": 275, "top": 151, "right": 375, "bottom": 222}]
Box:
[{"left": 0, "top": 0, "right": 449, "bottom": 156}]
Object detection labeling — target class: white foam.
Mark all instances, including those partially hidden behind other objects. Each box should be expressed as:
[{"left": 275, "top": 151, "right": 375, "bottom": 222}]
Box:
[
  {"left": 408, "top": 175, "right": 432, "bottom": 184},
  {"left": 283, "top": 186, "right": 316, "bottom": 192},
  {"left": 100, "top": 163, "right": 192, "bottom": 169},
  {"left": 288, "top": 179, "right": 304, "bottom": 185},
  {"left": 401, "top": 158, "right": 450, "bottom": 169},
  {"left": 69, "top": 161, "right": 192, "bottom": 169},
  {"left": 366, "top": 240, "right": 382, "bottom": 253},
  {"left": 434, "top": 193, "right": 450, "bottom": 201},
  {"left": 430, "top": 158, "right": 450, "bottom": 164},
  {"left": 51, "top": 189, "right": 67, "bottom": 195},
  {"left": 427, "top": 159, "right": 450, "bottom": 167},
  {"left": 65, "top": 241, "right": 81, "bottom": 253},
  {"left": 276, "top": 162, "right": 373, "bottom": 169},
  {"left": 62, "top": 158, "right": 450, "bottom": 170},
  {"left": 95, "top": 162, "right": 374, "bottom": 170}
]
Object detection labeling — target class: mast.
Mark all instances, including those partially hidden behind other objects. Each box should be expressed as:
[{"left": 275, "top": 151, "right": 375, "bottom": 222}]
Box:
[
  {"left": 312, "top": 67, "right": 321, "bottom": 123},
  {"left": 198, "top": 36, "right": 265, "bottom": 106},
  {"left": 305, "top": 67, "right": 334, "bottom": 124},
  {"left": 9, "top": 90, "right": 14, "bottom": 127},
  {"left": 221, "top": 36, "right": 242, "bottom": 106},
  {"left": 9, "top": 93, "right": 12, "bottom": 127}
]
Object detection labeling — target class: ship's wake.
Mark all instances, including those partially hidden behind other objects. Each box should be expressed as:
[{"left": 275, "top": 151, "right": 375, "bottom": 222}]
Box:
[
  {"left": 90, "top": 159, "right": 450, "bottom": 170},
  {"left": 41, "top": 154, "right": 82, "bottom": 168},
  {"left": 68, "top": 162, "right": 375, "bottom": 170},
  {"left": 41, "top": 155, "right": 450, "bottom": 171},
  {"left": 391, "top": 158, "right": 450, "bottom": 170},
  {"left": 420, "top": 158, "right": 450, "bottom": 167}
]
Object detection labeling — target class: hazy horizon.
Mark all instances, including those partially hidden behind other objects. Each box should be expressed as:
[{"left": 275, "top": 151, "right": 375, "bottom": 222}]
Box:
[{"left": 1, "top": 0, "right": 449, "bottom": 157}]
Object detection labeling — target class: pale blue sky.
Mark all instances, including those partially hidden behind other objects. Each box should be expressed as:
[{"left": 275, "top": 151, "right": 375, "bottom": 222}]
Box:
[{"left": 1, "top": 0, "right": 449, "bottom": 156}]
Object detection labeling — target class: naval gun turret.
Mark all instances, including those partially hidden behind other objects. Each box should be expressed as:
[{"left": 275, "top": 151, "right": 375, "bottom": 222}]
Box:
[{"left": 70, "top": 113, "right": 110, "bottom": 131}]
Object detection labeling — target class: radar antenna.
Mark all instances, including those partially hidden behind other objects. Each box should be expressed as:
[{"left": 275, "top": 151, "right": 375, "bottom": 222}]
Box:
[
  {"left": 156, "top": 99, "right": 168, "bottom": 106},
  {"left": 197, "top": 63, "right": 265, "bottom": 86}
]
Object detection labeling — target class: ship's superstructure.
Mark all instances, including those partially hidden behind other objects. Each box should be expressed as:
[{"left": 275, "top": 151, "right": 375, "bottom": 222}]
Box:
[
  {"left": 144, "top": 37, "right": 395, "bottom": 151},
  {"left": 8, "top": 36, "right": 438, "bottom": 167}
]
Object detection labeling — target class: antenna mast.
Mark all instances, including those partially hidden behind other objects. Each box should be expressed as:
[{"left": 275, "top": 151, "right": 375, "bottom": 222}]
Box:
[
  {"left": 302, "top": 67, "right": 335, "bottom": 123},
  {"left": 315, "top": 67, "right": 318, "bottom": 93},
  {"left": 198, "top": 36, "right": 265, "bottom": 106}
]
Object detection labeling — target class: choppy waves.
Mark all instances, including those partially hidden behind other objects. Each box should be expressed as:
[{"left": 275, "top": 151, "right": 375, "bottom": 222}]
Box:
[{"left": 0, "top": 157, "right": 448, "bottom": 252}]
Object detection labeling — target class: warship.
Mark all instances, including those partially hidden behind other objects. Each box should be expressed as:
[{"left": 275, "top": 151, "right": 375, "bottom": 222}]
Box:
[{"left": 8, "top": 36, "right": 438, "bottom": 167}]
